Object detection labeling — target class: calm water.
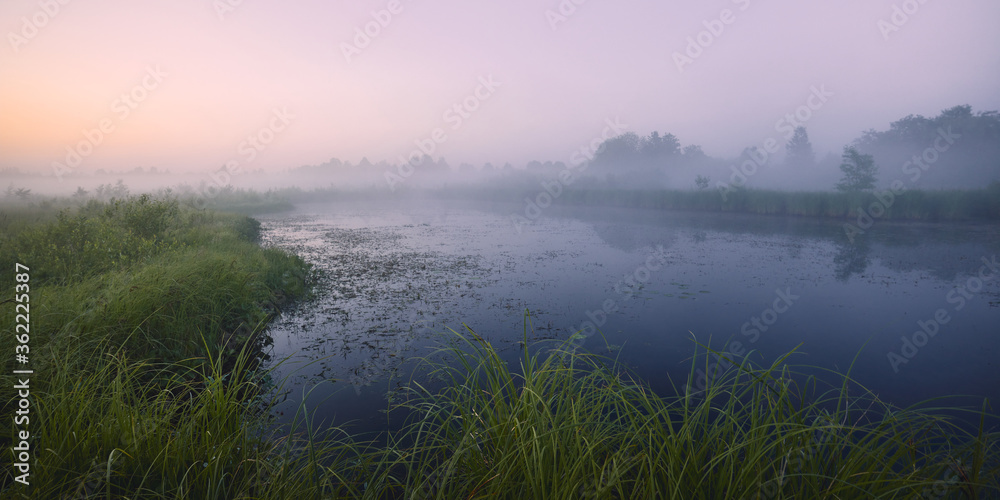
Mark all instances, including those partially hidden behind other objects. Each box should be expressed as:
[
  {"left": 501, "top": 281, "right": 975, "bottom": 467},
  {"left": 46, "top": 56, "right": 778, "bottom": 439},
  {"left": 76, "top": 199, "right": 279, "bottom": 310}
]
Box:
[{"left": 258, "top": 200, "right": 1000, "bottom": 434}]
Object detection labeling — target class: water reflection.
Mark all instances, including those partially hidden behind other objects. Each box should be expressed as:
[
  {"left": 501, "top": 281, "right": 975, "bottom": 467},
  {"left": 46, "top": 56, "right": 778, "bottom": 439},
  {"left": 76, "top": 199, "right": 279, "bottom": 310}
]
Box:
[
  {"left": 257, "top": 201, "right": 1000, "bottom": 436},
  {"left": 833, "top": 238, "right": 871, "bottom": 281},
  {"left": 543, "top": 204, "right": 999, "bottom": 284}
]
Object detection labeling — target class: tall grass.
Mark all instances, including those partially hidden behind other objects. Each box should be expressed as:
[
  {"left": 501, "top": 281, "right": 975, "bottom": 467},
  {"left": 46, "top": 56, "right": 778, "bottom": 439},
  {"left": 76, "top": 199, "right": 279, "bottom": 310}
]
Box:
[
  {"left": 372, "top": 328, "right": 999, "bottom": 499},
  {"left": 2, "top": 196, "right": 997, "bottom": 498},
  {"left": 4, "top": 303, "right": 997, "bottom": 497},
  {"left": 9, "top": 330, "right": 373, "bottom": 499},
  {"left": 0, "top": 196, "right": 327, "bottom": 498},
  {"left": 0, "top": 196, "right": 308, "bottom": 363}
]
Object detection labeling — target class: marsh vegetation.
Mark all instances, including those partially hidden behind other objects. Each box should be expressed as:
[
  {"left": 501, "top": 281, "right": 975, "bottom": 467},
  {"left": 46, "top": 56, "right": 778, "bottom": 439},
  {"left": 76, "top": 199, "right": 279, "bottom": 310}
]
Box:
[{"left": 3, "top": 192, "right": 997, "bottom": 498}]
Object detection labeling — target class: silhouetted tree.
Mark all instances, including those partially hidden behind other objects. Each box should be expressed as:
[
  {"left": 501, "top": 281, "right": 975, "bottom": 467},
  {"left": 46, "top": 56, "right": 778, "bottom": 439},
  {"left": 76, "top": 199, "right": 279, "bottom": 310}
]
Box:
[
  {"left": 682, "top": 144, "right": 706, "bottom": 159},
  {"left": 434, "top": 156, "right": 450, "bottom": 171},
  {"left": 592, "top": 131, "right": 709, "bottom": 175},
  {"left": 850, "top": 105, "right": 1000, "bottom": 188},
  {"left": 836, "top": 147, "right": 878, "bottom": 192},
  {"left": 640, "top": 131, "right": 680, "bottom": 161},
  {"left": 593, "top": 132, "right": 641, "bottom": 169},
  {"left": 785, "top": 126, "right": 815, "bottom": 167}
]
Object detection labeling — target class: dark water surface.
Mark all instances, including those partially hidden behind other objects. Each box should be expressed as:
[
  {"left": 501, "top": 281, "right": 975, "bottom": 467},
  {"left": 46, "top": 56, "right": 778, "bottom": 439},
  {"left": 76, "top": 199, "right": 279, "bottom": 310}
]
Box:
[{"left": 258, "top": 200, "right": 1000, "bottom": 435}]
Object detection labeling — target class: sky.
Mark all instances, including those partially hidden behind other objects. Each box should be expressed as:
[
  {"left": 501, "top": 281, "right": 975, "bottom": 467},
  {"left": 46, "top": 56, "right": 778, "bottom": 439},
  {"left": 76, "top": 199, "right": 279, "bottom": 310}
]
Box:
[{"left": 1, "top": 0, "right": 998, "bottom": 177}]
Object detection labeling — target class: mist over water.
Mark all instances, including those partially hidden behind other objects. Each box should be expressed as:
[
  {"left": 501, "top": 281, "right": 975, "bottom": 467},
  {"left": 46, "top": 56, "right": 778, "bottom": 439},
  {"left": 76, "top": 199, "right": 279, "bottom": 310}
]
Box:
[
  {"left": 3, "top": 3, "right": 1000, "bottom": 492},
  {"left": 254, "top": 200, "right": 1000, "bottom": 435}
]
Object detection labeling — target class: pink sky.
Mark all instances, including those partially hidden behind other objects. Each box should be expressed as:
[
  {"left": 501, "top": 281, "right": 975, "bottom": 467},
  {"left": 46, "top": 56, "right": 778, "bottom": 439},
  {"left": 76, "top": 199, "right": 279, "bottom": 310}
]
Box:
[{"left": 1, "top": 0, "right": 998, "bottom": 177}]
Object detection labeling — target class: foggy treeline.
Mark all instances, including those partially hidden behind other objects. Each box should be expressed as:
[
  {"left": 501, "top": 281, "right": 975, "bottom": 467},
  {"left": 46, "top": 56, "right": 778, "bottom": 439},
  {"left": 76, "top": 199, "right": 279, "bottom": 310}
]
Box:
[
  {"left": 3, "top": 105, "right": 998, "bottom": 199},
  {"left": 285, "top": 104, "right": 999, "bottom": 193}
]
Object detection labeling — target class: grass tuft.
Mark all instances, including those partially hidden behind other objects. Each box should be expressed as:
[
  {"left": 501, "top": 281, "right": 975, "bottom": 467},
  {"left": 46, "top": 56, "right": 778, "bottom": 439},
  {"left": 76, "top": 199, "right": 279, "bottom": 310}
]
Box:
[{"left": 373, "top": 327, "right": 1000, "bottom": 499}]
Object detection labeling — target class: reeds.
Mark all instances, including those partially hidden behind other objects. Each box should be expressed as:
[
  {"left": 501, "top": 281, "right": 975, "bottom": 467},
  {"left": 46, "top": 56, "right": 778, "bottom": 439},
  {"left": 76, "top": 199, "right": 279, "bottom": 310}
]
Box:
[
  {"left": 555, "top": 183, "right": 1000, "bottom": 221},
  {"left": 374, "top": 328, "right": 999, "bottom": 499},
  {"left": 2, "top": 196, "right": 997, "bottom": 498},
  {"left": 0, "top": 196, "right": 324, "bottom": 498}
]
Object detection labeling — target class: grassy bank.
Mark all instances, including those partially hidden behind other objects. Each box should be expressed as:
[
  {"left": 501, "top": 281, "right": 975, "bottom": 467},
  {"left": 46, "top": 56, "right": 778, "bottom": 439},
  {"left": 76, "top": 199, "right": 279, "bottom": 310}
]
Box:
[
  {"left": 0, "top": 196, "right": 315, "bottom": 497},
  {"left": 2, "top": 196, "right": 997, "bottom": 498}
]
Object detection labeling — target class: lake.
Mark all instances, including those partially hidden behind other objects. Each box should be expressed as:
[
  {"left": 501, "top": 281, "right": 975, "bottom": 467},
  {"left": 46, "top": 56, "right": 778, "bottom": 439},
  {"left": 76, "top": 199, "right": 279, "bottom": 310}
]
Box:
[{"left": 257, "top": 199, "right": 1000, "bottom": 436}]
